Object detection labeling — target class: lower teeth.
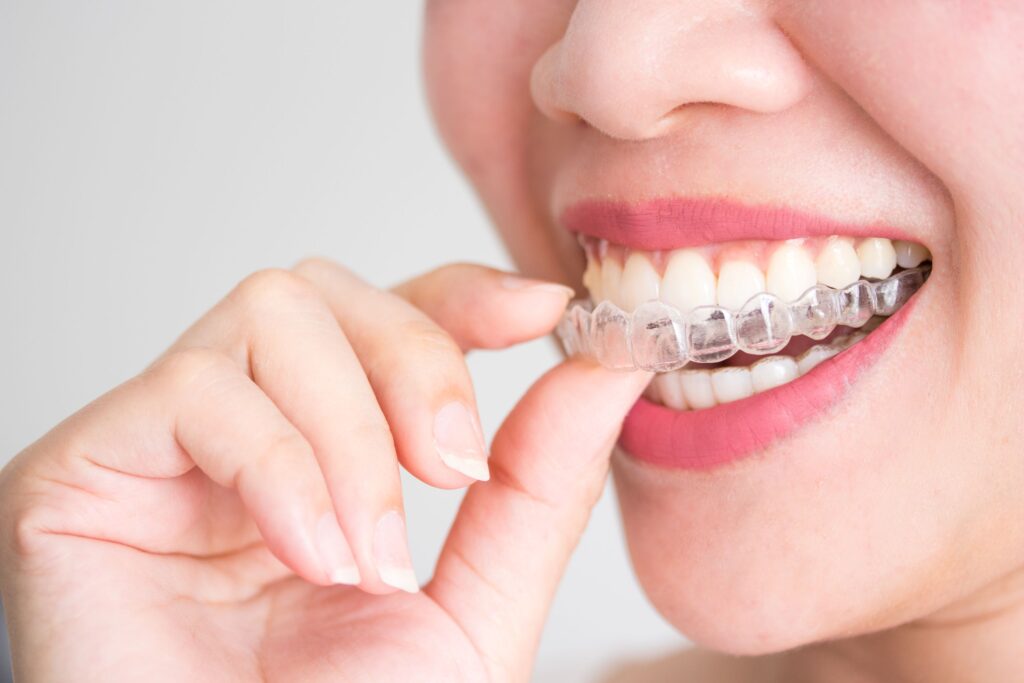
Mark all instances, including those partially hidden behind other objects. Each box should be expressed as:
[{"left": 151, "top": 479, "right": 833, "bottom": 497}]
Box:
[
  {"left": 642, "top": 327, "right": 870, "bottom": 409},
  {"left": 556, "top": 265, "right": 929, "bottom": 372}
]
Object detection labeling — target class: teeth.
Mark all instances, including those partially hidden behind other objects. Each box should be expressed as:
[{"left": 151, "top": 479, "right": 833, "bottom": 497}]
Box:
[
  {"left": 582, "top": 258, "right": 602, "bottom": 301},
  {"left": 569, "top": 232, "right": 930, "bottom": 399},
  {"left": 815, "top": 238, "right": 861, "bottom": 289},
  {"left": 795, "top": 344, "right": 840, "bottom": 375},
  {"left": 653, "top": 372, "right": 688, "bottom": 410},
  {"left": 856, "top": 238, "right": 897, "bottom": 279},
  {"left": 619, "top": 252, "right": 661, "bottom": 311},
  {"left": 893, "top": 240, "right": 931, "bottom": 268},
  {"left": 766, "top": 243, "right": 817, "bottom": 302},
  {"left": 717, "top": 260, "right": 766, "bottom": 310},
  {"left": 580, "top": 235, "right": 926, "bottom": 316},
  {"left": 643, "top": 378, "right": 661, "bottom": 403},
  {"left": 571, "top": 235, "right": 928, "bottom": 403},
  {"left": 601, "top": 257, "right": 625, "bottom": 309},
  {"left": 680, "top": 370, "right": 716, "bottom": 409},
  {"left": 660, "top": 249, "right": 717, "bottom": 313},
  {"left": 710, "top": 367, "right": 754, "bottom": 403},
  {"left": 638, "top": 329, "right": 872, "bottom": 410},
  {"left": 750, "top": 355, "right": 799, "bottom": 393}
]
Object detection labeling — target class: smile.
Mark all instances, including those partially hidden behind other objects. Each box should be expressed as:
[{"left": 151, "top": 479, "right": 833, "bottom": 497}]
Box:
[{"left": 558, "top": 198, "right": 932, "bottom": 470}]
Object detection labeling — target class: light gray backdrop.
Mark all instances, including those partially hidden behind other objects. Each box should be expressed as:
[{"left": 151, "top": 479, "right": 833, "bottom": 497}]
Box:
[{"left": 0, "top": 2, "right": 685, "bottom": 680}]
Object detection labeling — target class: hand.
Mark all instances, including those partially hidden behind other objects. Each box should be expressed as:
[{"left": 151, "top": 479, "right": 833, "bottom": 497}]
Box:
[{"left": 0, "top": 259, "right": 649, "bottom": 682}]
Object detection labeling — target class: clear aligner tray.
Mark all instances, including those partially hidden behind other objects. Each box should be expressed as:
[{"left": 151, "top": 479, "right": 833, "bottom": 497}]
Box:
[{"left": 556, "top": 265, "right": 930, "bottom": 371}]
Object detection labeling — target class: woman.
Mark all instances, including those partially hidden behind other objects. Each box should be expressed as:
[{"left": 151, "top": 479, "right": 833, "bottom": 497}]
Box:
[{"left": 3, "top": 1, "right": 1022, "bottom": 680}]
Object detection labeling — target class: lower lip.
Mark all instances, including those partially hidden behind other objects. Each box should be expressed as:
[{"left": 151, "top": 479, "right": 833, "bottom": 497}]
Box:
[{"left": 619, "top": 298, "right": 919, "bottom": 470}]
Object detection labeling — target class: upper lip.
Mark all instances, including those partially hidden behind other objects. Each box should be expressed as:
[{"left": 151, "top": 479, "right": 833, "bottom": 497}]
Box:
[{"left": 560, "top": 197, "right": 919, "bottom": 251}]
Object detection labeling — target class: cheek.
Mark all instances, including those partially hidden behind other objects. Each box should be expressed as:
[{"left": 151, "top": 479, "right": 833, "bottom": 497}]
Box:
[
  {"left": 423, "top": 0, "right": 581, "bottom": 282},
  {"left": 424, "top": 3, "right": 521, "bottom": 160},
  {"left": 780, "top": 1, "right": 1024, "bottom": 188},
  {"left": 780, "top": 1, "right": 1024, "bottom": 315},
  {"left": 423, "top": 0, "right": 569, "bottom": 183}
]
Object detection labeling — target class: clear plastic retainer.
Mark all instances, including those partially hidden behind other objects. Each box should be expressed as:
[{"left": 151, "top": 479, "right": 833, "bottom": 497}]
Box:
[{"left": 556, "top": 265, "right": 930, "bottom": 372}]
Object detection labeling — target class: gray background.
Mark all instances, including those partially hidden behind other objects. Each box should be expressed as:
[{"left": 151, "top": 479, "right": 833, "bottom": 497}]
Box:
[{"left": 0, "top": 2, "right": 685, "bottom": 680}]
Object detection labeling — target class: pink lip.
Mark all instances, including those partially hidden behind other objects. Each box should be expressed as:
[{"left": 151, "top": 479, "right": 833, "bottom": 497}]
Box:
[
  {"left": 559, "top": 196, "right": 924, "bottom": 470},
  {"left": 561, "top": 197, "right": 915, "bottom": 250}
]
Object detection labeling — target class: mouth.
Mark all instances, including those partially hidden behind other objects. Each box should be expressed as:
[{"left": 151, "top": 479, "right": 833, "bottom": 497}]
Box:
[{"left": 558, "top": 197, "right": 932, "bottom": 470}]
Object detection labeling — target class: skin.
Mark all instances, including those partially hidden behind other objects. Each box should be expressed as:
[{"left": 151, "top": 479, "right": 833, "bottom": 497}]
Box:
[
  {"left": 0, "top": 260, "right": 651, "bottom": 682},
  {"left": 424, "top": 0, "right": 1024, "bottom": 680},
  {"left": 2, "top": 2, "right": 1022, "bottom": 682}
]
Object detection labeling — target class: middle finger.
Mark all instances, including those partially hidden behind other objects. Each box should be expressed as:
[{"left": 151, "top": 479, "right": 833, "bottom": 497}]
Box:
[{"left": 172, "top": 269, "right": 417, "bottom": 594}]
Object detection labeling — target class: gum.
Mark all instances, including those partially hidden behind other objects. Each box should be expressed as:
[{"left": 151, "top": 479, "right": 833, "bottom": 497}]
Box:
[{"left": 557, "top": 265, "right": 930, "bottom": 371}]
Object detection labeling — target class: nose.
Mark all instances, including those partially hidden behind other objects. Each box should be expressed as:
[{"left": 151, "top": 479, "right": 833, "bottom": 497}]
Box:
[{"left": 530, "top": 0, "right": 812, "bottom": 141}]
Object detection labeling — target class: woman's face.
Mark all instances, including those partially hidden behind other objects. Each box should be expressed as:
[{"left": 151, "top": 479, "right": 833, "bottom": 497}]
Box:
[{"left": 423, "top": 0, "right": 1024, "bottom": 655}]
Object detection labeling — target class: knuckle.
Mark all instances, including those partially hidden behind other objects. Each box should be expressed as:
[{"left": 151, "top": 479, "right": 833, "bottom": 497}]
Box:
[
  {"left": 10, "top": 504, "right": 48, "bottom": 558},
  {"left": 266, "top": 430, "right": 316, "bottom": 465},
  {"left": 150, "top": 347, "right": 233, "bottom": 391},
  {"left": 428, "top": 262, "right": 486, "bottom": 283},
  {"left": 363, "top": 318, "right": 467, "bottom": 390},
  {"left": 292, "top": 255, "right": 345, "bottom": 279},
  {"left": 400, "top": 318, "right": 461, "bottom": 359},
  {"left": 232, "top": 268, "right": 320, "bottom": 315},
  {"left": 396, "top": 262, "right": 479, "bottom": 305},
  {"left": 347, "top": 417, "right": 396, "bottom": 452},
  {"left": 238, "top": 430, "right": 316, "bottom": 489},
  {"left": 1, "top": 471, "right": 59, "bottom": 560},
  {"left": 409, "top": 262, "right": 479, "bottom": 298}
]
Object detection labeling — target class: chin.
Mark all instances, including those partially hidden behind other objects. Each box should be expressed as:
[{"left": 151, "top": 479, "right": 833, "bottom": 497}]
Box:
[{"left": 611, "top": 438, "right": 924, "bottom": 656}]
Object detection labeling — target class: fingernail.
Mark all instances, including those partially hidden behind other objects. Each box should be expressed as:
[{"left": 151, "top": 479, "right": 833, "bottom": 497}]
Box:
[
  {"left": 434, "top": 401, "right": 490, "bottom": 482},
  {"left": 316, "top": 512, "right": 361, "bottom": 586},
  {"left": 373, "top": 511, "right": 419, "bottom": 593},
  {"left": 501, "top": 275, "right": 576, "bottom": 300}
]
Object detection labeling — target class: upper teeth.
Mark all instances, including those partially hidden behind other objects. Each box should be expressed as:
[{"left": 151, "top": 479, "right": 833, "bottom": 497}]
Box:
[
  {"left": 559, "top": 235, "right": 931, "bottom": 394},
  {"left": 583, "top": 236, "right": 929, "bottom": 313}
]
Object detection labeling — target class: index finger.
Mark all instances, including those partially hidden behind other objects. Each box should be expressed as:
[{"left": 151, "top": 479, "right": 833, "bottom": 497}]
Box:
[
  {"left": 392, "top": 263, "right": 575, "bottom": 351},
  {"left": 294, "top": 259, "right": 576, "bottom": 489}
]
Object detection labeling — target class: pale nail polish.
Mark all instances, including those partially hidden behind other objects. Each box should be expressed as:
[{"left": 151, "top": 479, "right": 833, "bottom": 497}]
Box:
[
  {"left": 434, "top": 401, "right": 490, "bottom": 481},
  {"left": 316, "top": 512, "right": 361, "bottom": 586},
  {"left": 373, "top": 511, "right": 419, "bottom": 593},
  {"left": 501, "top": 275, "right": 576, "bottom": 300}
]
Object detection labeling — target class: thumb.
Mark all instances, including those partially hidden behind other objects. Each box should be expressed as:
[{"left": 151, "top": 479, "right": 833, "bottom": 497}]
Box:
[{"left": 426, "top": 359, "right": 651, "bottom": 681}]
